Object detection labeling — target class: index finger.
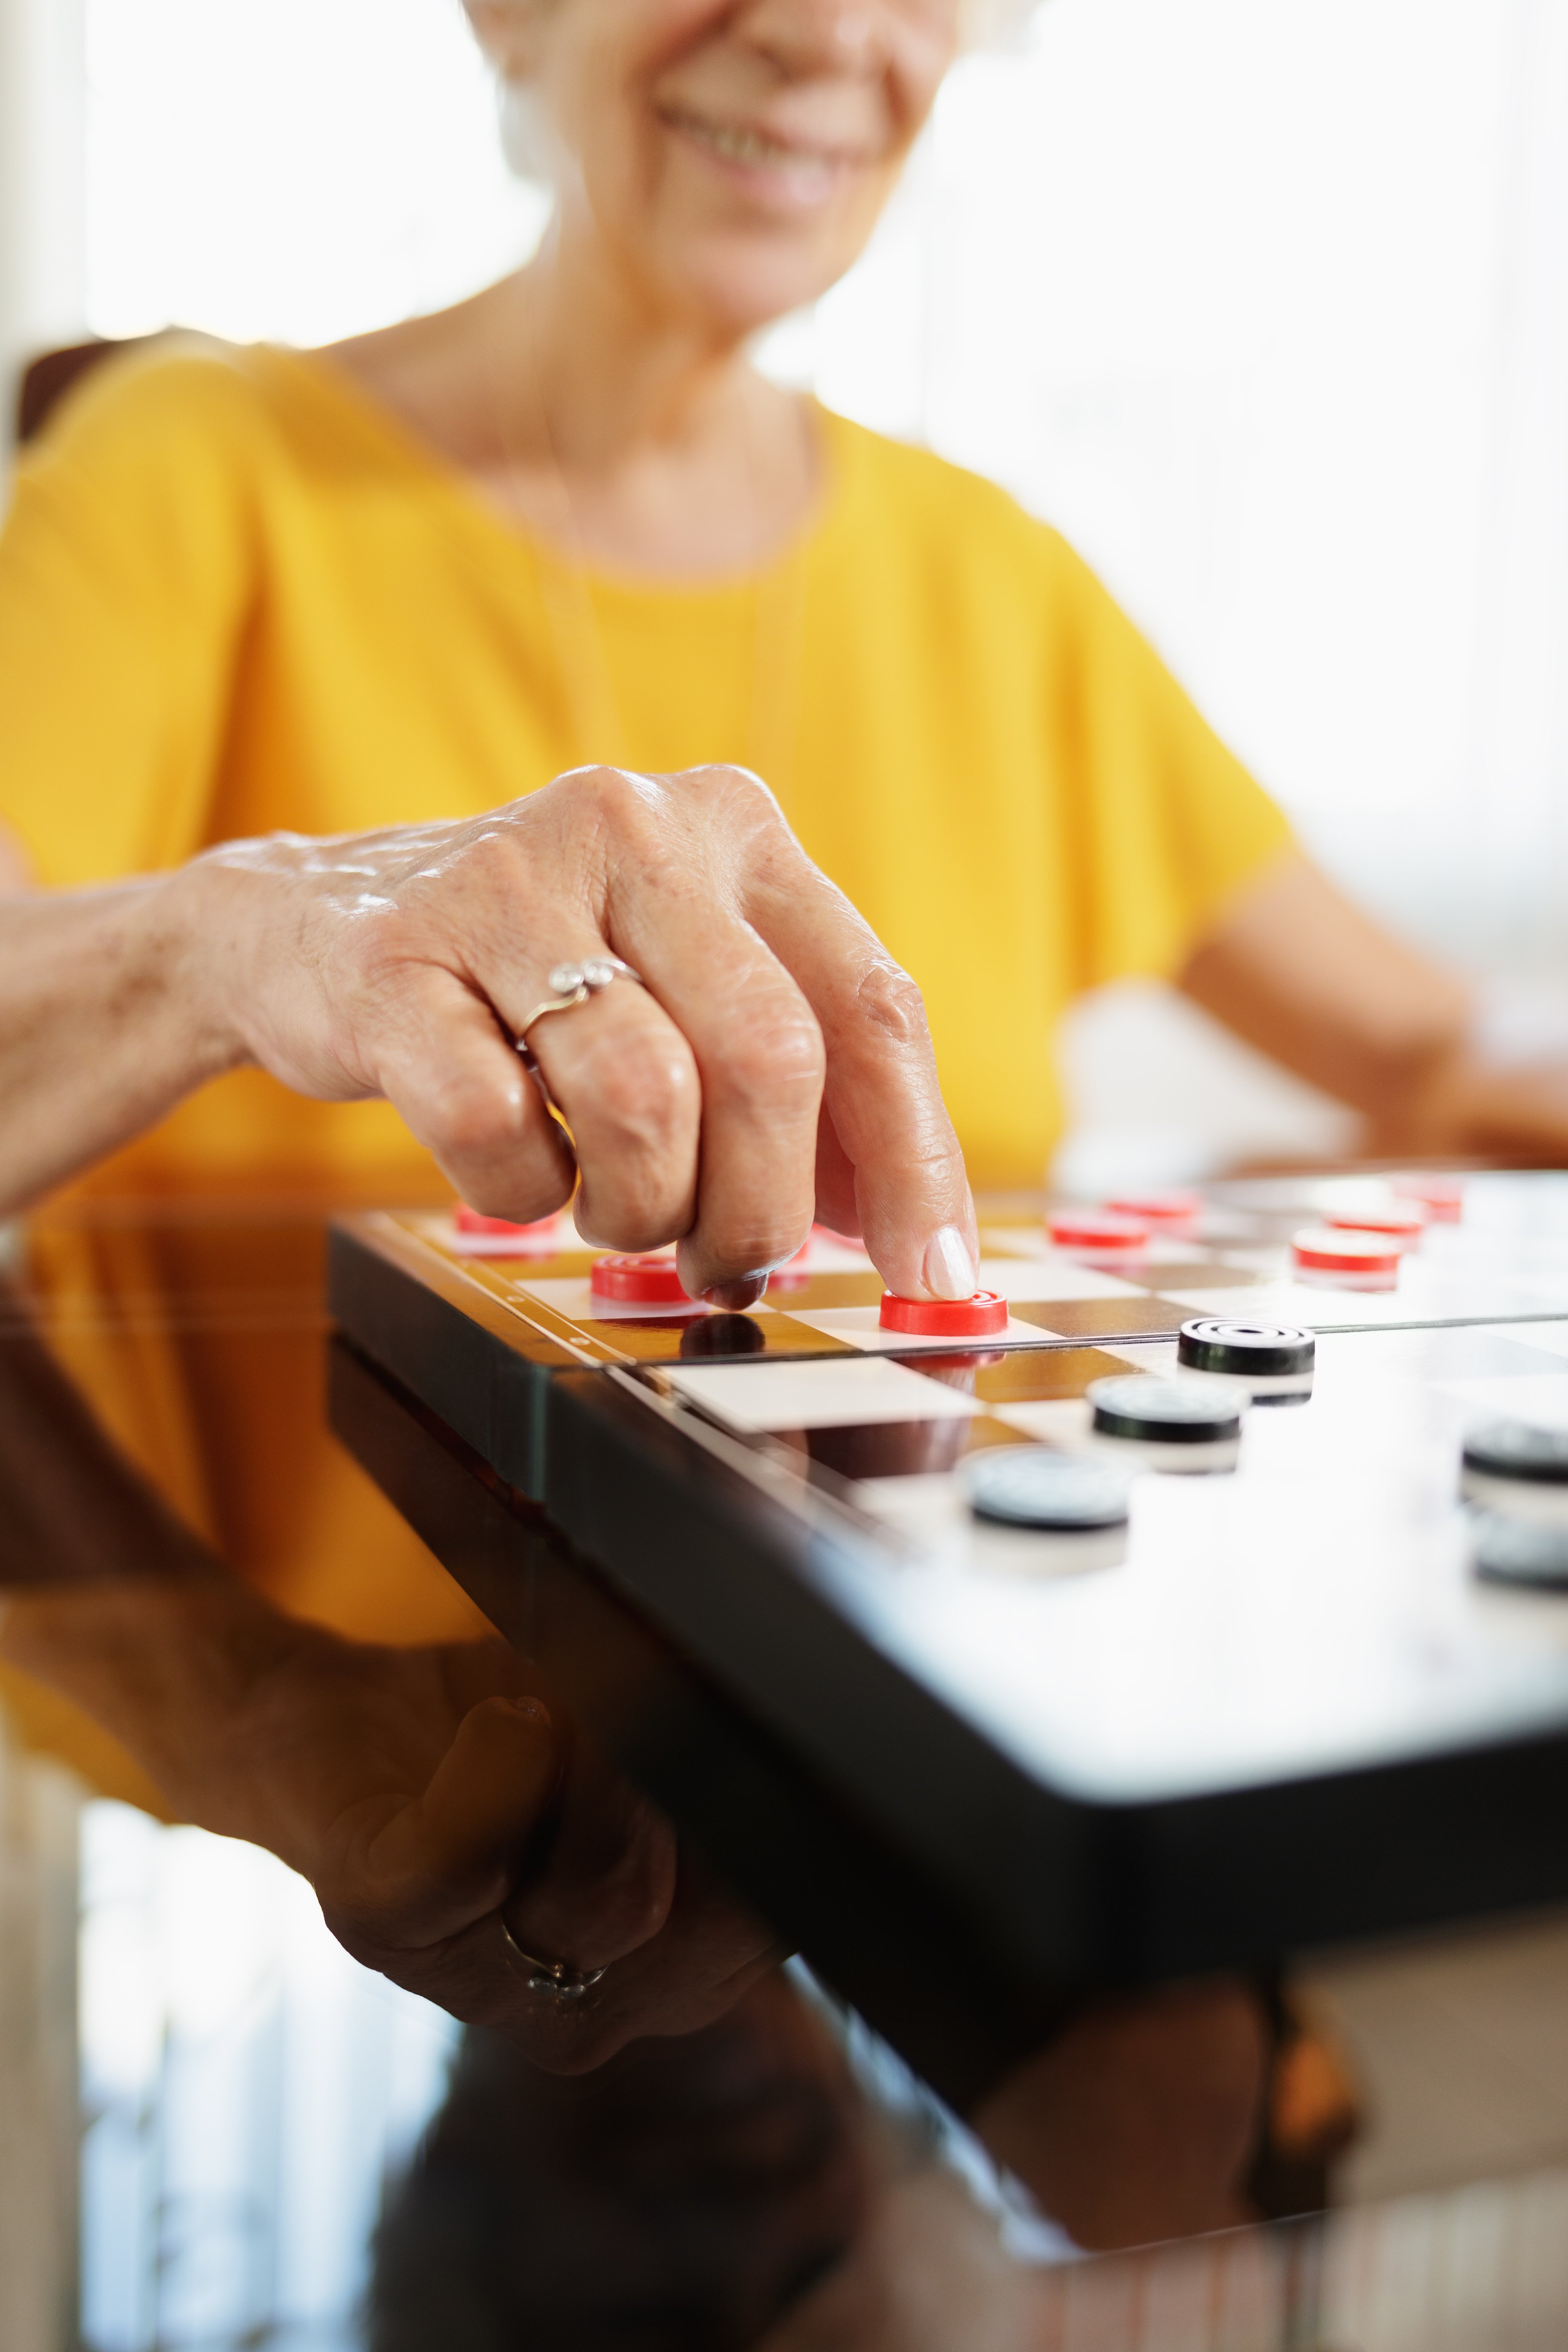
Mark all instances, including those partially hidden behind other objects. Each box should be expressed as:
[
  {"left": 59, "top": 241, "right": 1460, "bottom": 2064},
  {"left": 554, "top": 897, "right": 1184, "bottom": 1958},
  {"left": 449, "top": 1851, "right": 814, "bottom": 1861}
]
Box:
[
  {"left": 602, "top": 775, "right": 974, "bottom": 1303},
  {"left": 745, "top": 851, "right": 978, "bottom": 1303}
]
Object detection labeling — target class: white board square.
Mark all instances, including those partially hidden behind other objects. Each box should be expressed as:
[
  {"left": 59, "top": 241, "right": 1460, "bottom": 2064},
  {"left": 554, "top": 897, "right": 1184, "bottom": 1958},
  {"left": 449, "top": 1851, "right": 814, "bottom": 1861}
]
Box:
[
  {"left": 976, "top": 1258, "right": 1145, "bottom": 1302},
  {"left": 665, "top": 1358, "right": 983, "bottom": 1432},
  {"left": 1154, "top": 1281, "right": 1423, "bottom": 1331},
  {"left": 1435, "top": 1372, "right": 1568, "bottom": 1426}
]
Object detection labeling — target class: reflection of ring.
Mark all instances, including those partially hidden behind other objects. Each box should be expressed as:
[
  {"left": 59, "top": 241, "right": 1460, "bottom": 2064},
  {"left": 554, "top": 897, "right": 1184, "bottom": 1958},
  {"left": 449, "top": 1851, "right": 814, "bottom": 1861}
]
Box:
[
  {"left": 515, "top": 957, "right": 643, "bottom": 1047},
  {"left": 500, "top": 1916, "right": 608, "bottom": 2002}
]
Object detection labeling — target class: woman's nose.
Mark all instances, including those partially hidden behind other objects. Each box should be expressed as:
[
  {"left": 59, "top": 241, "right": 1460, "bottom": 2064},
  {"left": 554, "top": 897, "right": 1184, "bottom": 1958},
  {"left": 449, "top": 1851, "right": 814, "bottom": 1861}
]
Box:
[{"left": 737, "top": 0, "right": 893, "bottom": 80}]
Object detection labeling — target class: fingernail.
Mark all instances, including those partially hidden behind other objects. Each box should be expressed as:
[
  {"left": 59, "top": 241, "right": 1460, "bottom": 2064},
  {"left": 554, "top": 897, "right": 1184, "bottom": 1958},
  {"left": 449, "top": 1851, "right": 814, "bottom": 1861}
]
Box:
[
  {"left": 703, "top": 1277, "right": 768, "bottom": 1311},
  {"left": 923, "top": 1225, "right": 978, "bottom": 1301}
]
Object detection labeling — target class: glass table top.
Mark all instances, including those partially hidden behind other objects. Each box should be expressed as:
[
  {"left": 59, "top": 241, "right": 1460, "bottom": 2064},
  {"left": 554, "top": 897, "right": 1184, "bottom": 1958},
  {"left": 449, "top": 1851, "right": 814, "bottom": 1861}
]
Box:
[{"left": 3, "top": 1201, "right": 1568, "bottom": 2352}]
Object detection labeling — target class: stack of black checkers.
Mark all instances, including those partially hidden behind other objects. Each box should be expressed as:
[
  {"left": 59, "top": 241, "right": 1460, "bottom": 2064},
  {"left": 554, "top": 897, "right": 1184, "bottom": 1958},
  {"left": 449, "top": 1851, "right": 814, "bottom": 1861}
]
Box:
[
  {"left": 1177, "top": 1318, "right": 1316, "bottom": 1402},
  {"left": 1463, "top": 1421, "right": 1568, "bottom": 1589}
]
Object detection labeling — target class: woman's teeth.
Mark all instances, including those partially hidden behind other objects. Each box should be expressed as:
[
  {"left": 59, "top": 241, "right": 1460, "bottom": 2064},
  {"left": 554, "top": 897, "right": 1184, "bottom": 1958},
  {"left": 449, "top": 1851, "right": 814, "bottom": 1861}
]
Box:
[{"left": 678, "top": 115, "right": 843, "bottom": 179}]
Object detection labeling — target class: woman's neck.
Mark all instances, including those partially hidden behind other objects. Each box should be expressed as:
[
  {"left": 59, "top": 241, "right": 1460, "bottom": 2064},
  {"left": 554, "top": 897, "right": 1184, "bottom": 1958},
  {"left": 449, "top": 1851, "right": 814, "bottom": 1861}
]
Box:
[{"left": 327, "top": 223, "right": 822, "bottom": 582}]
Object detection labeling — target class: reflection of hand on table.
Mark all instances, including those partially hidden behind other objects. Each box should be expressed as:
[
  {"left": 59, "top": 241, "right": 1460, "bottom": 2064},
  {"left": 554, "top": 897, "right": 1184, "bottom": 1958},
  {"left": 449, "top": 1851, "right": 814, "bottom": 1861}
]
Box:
[
  {"left": 0, "top": 1314, "right": 778, "bottom": 2068},
  {"left": 3, "top": 1575, "right": 779, "bottom": 2068}
]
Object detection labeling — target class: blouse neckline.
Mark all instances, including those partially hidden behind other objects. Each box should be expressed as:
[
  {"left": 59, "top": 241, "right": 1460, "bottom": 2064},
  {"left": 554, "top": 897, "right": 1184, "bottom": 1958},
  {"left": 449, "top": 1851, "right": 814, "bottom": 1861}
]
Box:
[{"left": 253, "top": 341, "right": 850, "bottom": 607}]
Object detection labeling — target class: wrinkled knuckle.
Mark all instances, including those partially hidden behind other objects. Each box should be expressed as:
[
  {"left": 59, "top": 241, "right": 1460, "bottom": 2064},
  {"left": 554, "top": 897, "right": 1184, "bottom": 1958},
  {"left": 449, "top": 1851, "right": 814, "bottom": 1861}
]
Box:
[
  {"left": 590, "top": 1038, "right": 697, "bottom": 1156},
  {"left": 573, "top": 762, "right": 658, "bottom": 837},
  {"left": 675, "top": 762, "right": 781, "bottom": 832},
  {"left": 854, "top": 959, "right": 932, "bottom": 1053},
  {"left": 318, "top": 1899, "right": 387, "bottom": 1960},
  {"left": 707, "top": 1006, "right": 825, "bottom": 1118},
  {"left": 423, "top": 1081, "right": 516, "bottom": 1166}
]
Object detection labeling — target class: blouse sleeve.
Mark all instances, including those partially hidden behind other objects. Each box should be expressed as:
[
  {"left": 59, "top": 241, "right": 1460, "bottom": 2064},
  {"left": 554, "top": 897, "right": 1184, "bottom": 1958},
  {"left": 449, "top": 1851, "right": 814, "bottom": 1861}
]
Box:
[
  {"left": 0, "top": 343, "right": 258, "bottom": 888},
  {"left": 1043, "top": 528, "right": 1295, "bottom": 993}
]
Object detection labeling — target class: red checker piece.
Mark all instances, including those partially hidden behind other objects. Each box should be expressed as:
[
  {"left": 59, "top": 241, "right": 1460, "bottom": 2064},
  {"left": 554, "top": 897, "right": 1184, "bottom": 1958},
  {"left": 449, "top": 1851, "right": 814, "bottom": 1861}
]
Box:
[
  {"left": 455, "top": 1204, "right": 559, "bottom": 1240},
  {"left": 1047, "top": 1209, "right": 1149, "bottom": 1256},
  {"left": 1291, "top": 1226, "right": 1402, "bottom": 1284},
  {"left": 1323, "top": 1201, "right": 1426, "bottom": 1243},
  {"left": 1106, "top": 1190, "right": 1201, "bottom": 1229},
  {"left": 1393, "top": 1174, "right": 1465, "bottom": 1224},
  {"left": 879, "top": 1290, "right": 1008, "bottom": 1338},
  {"left": 591, "top": 1253, "right": 693, "bottom": 1305}
]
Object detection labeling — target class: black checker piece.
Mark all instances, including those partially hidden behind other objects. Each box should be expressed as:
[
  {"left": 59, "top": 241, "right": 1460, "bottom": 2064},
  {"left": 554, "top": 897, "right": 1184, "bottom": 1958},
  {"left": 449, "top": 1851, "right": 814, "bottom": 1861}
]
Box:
[
  {"left": 1178, "top": 1318, "right": 1315, "bottom": 1379},
  {"left": 967, "top": 1450, "right": 1131, "bottom": 1531},
  {"left": 1088, "top": 1375, "right": 1243, "bottom": 1446},
  {"left": 1463, "top": 1421, "right": 1568, "bottom": 1485}
]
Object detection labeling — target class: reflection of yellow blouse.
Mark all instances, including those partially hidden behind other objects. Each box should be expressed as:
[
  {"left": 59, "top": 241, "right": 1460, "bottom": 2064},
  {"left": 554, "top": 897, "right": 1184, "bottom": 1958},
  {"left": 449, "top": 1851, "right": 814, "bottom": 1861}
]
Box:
[{"left": 0, "top": 339, "right": 1289, "bottom": 1198}]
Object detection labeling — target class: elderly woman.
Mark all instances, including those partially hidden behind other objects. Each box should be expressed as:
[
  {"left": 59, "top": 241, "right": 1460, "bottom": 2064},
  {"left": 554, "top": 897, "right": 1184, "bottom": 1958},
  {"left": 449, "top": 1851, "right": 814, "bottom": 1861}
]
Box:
[
  {"left": 5, "top": 0, "right": 1564, "bottom": 1259},
  {"left": 0, "top": 0, "right": 1391, "bottom": 2236}
]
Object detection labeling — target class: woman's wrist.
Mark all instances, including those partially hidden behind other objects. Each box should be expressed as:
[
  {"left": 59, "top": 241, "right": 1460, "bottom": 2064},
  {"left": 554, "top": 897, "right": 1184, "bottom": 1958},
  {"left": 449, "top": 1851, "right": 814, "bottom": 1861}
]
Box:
[
  {"left": 0, "top": 869, "right": 251, "bottom": 1212},
  {"left": 152, "top": 854, "right": 261, "bottom": 1087}
]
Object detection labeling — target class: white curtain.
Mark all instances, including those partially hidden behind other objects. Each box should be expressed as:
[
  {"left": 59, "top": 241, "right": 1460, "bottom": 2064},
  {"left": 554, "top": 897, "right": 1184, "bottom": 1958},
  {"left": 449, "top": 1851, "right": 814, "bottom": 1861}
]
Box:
[{"left": 0, "top": 0, "right": 86, "bottom": 458}]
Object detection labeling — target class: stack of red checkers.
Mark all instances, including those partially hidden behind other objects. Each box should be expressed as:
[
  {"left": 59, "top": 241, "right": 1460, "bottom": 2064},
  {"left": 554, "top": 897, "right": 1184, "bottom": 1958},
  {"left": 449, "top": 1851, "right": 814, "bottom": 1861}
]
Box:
[
  {"left": 1106, "top": 1190, "right": 1201, "bottom": 1233},
  {"left": 879, "top": 1291, "right": 1008, "bottom": 1338},
  {"left": 590, "top": 1254, "right": 694, "bottom": 1305},
  {"left": 1291, "top": 1228, "right": 1402, "bottom": 1290},
  {"left": 1393, "top": 1174, "right": 1465, "bottom": 1224},
  {"left": 1323, "top": 1201, "right": 1426, "bottom": 1246},
  {"left": 1047, "top": 1209, "right": 1149, "bottom": 1260}
]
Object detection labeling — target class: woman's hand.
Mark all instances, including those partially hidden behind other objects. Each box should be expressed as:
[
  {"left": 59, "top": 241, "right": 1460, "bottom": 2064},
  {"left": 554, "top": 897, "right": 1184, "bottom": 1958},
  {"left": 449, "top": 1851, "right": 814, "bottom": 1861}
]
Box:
[
  {"left": 195, "top": 1623, "right": 783, "bottom": 2075},
  {"left": 2, "top": 1573, "right": 777, "bottom": 2070},
  {"left": 181, "top": 765, "right": 976, "bottom": 1305},
  {"left": 0, "top": 1302, "right": 778, "bottom": 2071}
]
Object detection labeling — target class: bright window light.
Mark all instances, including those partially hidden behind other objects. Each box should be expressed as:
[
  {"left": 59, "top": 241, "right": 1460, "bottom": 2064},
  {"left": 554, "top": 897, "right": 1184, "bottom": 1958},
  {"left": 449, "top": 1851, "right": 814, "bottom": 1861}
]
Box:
[{"left": 85, "top": 0, "right": 548, "bottom": 346}]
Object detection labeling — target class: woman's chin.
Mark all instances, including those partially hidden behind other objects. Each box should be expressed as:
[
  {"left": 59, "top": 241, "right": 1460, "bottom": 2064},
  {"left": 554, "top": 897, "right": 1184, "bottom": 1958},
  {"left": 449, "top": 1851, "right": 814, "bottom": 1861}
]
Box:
[{"left": 655, "top": 233, "right": 864, "bottom": 344}]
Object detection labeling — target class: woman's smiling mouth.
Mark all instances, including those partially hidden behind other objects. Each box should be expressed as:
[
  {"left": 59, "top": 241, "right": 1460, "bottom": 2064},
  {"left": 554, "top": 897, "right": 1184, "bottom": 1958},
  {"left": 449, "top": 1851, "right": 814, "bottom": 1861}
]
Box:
[{"left": 659, "top": 106, "right": 875, "bottom": 204}]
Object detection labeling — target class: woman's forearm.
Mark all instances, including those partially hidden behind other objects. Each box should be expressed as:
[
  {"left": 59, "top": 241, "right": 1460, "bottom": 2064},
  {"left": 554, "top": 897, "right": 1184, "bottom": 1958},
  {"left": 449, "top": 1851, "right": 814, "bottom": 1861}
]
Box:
[
  {"left": 0, "top": 865, "right": 243, "bottom": 1211},
  {"left": 0, "top": 777, "right": 978, "bottom": 1306}
]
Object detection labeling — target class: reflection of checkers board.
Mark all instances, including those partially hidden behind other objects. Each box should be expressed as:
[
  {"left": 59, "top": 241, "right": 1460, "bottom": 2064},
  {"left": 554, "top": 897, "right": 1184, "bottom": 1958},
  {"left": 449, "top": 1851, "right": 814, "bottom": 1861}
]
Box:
[{"left": 330, "top": 1175, "right": 1568, "bottom": 2103}]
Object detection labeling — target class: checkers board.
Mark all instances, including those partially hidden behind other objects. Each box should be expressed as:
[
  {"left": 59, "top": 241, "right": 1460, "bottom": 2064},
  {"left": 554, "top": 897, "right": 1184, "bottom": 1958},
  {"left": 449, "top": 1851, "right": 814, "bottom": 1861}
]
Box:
[{"left": 329, "top": 1173, "right": 1568, "bottom": 2104}]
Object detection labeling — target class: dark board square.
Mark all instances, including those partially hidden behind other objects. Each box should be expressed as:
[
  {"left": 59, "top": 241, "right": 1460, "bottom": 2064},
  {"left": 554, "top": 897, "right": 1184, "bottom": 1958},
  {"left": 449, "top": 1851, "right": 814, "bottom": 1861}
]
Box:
[
  {"left": 1011, "top": 1298, "right": 1194, "bottom": 1340},
  {"left": 578, "top": 1313, "right": 854, "bottom": 1362},
  {"left": 894, "top": 1347, "right": 1135, "bottom": 1405},
  {"left": 763, "top": 1271, "right": 887, "bottom": 1309},
  {"left": 1143, "top": 1261, "right": 1273, "bottom": 1291}
]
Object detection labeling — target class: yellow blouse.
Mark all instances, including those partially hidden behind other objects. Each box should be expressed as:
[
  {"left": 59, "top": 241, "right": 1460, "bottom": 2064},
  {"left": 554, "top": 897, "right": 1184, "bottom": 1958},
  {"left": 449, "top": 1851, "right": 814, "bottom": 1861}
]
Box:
[{"left": 0, "top": 337, "right": 1290, "bottom": 1198}]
